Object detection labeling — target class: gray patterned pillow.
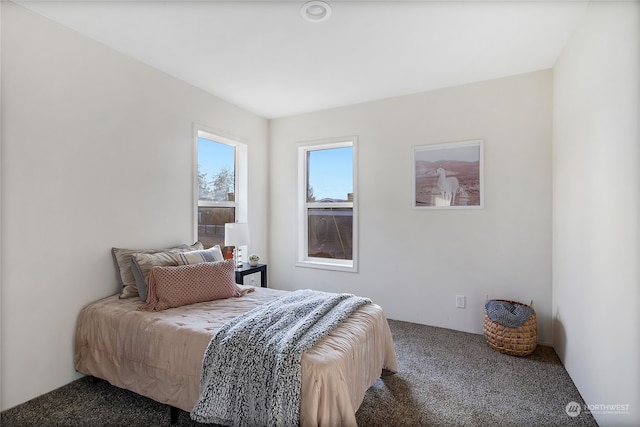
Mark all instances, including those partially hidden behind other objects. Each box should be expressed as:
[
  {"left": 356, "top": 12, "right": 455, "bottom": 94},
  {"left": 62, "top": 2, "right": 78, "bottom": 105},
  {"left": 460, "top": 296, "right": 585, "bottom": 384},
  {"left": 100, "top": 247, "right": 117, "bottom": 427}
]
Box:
[{"left": 112, "top": 242, "right": 203, "bottom": 299}]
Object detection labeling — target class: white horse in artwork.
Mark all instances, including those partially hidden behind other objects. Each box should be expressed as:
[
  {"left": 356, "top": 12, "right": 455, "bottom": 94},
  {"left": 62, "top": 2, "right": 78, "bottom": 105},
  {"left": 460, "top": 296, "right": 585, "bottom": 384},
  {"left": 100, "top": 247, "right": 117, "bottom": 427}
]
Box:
[{"left": 436, "top": 167, "right": 459, "bottom": 206}]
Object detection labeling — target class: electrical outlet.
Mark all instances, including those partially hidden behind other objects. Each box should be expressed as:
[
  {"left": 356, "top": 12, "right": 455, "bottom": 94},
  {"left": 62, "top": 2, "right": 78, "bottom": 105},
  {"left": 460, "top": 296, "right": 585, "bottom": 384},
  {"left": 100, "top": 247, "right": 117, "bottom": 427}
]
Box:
[{"left": 456, "top": 295, "right": 465, "bottom": 309}]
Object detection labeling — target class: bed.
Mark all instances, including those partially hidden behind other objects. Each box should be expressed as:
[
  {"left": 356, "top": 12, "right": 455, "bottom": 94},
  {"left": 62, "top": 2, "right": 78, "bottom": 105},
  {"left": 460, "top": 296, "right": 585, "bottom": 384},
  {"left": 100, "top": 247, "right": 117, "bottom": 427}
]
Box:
[{"left": 74, "top": 263, "right": 398, "bottom": 426}]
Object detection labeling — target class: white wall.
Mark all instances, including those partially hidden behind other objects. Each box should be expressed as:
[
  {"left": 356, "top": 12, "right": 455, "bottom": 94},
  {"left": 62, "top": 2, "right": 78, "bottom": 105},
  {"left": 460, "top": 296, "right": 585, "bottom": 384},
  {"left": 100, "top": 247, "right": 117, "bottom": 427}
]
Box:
[
  {"left": 0, "top": 3, "right": 268, "bottom": 411},
  {"left": 553, "top": 2, "right": 639, "bottom": 425},
  {"left": 270, "top": 71, "right": 553, "bottom": 343}
]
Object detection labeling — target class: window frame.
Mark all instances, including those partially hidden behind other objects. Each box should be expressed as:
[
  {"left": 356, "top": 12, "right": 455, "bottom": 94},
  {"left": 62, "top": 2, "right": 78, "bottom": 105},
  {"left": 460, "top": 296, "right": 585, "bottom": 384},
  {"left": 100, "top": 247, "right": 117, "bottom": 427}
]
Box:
[
  {"left": 193, "top": 125, "right": 248, "bottom": 247},
  {"left": 296, "top": 137, "right": 358, "bottom": 272}
]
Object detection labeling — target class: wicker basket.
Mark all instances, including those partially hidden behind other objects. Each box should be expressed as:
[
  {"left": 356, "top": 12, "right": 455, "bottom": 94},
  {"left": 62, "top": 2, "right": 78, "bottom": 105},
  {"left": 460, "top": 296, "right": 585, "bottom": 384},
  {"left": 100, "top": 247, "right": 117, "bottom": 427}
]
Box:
[{"left": 483, "top": 299, "right": 537, "bottom": 357}]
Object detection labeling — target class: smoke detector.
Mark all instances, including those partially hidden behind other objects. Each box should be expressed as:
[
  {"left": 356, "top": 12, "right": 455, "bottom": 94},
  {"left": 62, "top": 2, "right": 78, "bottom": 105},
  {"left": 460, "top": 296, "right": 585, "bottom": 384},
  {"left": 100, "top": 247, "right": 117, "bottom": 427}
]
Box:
[{"left": 301, "top": 1, "right": 332, "bottom": 23}]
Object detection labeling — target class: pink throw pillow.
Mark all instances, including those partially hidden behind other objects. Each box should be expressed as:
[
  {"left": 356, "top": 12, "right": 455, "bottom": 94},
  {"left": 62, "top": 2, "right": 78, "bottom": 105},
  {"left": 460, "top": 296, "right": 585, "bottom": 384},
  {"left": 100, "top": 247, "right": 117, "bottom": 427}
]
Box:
[{"left": 139, "top": 260, "right": 249, "bottom": 311}]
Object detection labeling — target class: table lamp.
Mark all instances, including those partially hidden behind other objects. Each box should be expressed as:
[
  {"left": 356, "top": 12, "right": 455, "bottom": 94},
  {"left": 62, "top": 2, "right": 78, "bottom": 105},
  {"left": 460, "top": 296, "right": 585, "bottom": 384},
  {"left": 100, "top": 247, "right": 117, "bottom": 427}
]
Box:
[{"left": 224, "top": 223, "right": 250, "bottom": 268}]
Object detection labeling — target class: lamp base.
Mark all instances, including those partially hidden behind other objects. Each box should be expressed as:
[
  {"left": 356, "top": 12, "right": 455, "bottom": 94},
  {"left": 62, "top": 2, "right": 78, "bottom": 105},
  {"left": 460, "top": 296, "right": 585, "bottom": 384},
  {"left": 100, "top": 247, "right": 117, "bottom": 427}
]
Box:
[{"left": 233, "top": 248, "right": 243, "bottom": 269}]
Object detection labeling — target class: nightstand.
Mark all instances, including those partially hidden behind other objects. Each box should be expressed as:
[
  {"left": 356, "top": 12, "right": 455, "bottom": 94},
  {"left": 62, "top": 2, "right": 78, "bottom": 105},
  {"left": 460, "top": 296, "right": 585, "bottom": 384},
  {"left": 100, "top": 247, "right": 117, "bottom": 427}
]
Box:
[{"left": 234, "top": 263, "right": 267, "bottom": 288}]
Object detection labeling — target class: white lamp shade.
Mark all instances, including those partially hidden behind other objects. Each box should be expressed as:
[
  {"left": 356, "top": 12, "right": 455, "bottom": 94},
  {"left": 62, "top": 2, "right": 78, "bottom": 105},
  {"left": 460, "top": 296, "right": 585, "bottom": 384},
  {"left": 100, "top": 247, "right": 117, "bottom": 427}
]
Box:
[{"left": 224, "top": 223, "right": 250, "bottom": 247}]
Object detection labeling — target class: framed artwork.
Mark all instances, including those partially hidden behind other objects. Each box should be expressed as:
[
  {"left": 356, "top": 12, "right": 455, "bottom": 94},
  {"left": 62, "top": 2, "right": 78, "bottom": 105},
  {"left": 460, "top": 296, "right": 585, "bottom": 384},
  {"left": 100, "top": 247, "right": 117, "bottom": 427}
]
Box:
[{"left": 413, "top": 139, "right": 484, "bottom": 209}]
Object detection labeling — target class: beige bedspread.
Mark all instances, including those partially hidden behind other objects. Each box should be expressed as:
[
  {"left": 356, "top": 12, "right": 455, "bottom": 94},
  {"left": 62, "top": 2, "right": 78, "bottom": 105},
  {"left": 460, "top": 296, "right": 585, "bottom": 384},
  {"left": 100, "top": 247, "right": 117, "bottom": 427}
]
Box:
[{"left": 74, "top": 287, "right": 398, "bottom": 426}]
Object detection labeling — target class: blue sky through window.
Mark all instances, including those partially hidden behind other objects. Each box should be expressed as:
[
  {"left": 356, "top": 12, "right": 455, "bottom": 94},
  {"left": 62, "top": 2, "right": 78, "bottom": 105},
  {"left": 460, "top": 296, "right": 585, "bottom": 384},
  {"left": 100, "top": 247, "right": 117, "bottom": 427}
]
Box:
[
  {"left": 198, "top": 138, "right": 352, "bottom": 202},
  {"left": 308, "top": 147, "right": 353, "bottom": 201},
  {"left": 198, "top": 137, "right": 234, "bottom": 180}
]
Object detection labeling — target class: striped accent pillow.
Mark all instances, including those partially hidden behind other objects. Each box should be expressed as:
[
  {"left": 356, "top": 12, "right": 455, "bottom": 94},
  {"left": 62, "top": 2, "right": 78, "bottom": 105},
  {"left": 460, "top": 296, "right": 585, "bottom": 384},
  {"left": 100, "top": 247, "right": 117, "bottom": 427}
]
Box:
[
  {"left": 139, "top": 260, "right": 250, "bottom": 311},
  {"left": 171, "top": 246, "right": 224, "bottom": 265}
]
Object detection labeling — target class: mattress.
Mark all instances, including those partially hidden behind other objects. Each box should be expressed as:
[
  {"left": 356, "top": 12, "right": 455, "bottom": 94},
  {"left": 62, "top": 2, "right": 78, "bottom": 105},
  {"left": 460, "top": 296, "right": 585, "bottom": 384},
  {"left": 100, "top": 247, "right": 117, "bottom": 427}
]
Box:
[{"left": 74, "top": 287, "right": 398, "bottom": 426}]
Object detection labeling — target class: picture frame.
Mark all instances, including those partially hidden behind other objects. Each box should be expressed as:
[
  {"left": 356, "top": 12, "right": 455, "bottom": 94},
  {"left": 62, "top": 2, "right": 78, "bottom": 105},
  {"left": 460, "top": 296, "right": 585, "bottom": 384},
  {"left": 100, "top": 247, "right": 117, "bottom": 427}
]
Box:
[{"left": 413, "top": 139, "right": 484, "bottom": 209}]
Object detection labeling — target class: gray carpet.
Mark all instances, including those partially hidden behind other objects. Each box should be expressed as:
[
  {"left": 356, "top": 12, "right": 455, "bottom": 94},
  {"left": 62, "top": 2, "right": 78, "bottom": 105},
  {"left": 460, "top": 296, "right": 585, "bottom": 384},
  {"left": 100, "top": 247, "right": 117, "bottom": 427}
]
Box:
[{"left": 1, "top": 319, "right": 597, "bottom": 426}]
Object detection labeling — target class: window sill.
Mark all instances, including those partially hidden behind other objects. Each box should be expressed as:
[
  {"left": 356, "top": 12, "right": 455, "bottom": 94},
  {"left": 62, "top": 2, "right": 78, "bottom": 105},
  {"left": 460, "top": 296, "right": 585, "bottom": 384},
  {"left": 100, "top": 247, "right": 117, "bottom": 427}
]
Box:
[{"left": 296, "top": 259, "right": 357, "bottom": 273}]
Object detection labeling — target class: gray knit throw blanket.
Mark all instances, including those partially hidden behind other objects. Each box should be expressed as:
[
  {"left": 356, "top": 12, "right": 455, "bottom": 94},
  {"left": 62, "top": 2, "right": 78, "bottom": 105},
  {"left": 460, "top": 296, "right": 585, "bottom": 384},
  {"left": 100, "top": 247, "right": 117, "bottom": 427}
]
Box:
[
  {"left": 190, "top": 289, "right": 371, "bottom": 426},
  {"left": 485, "top": 300, "right": 533, "bottom": 328}
]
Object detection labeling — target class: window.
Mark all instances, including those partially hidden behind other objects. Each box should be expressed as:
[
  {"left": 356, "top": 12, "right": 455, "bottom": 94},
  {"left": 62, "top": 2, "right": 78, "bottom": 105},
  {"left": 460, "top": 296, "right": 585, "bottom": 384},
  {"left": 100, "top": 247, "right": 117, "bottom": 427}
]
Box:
[
  {"left": 297, "top": 138, "right": 358, "bottom": 272},
  {"left": 194, "top": 127, "right": 247, "bottom": 255}
]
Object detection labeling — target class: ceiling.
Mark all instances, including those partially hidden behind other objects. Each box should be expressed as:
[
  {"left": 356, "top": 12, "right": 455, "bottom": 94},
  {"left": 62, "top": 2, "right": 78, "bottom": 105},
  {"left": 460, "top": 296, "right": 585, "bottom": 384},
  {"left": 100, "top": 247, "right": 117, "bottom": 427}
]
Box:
[{"left": 15, "top": 0, "right": 588, "bottom": 119}]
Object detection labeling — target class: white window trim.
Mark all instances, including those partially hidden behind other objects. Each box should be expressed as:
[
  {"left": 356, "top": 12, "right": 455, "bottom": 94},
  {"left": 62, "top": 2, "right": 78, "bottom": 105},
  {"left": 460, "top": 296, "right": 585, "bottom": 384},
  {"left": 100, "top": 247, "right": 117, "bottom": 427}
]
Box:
[
  {"left": 296, "top": 137, "right": 358, "bottom": 273},
  {"left": 193, "top": 124, "right": 248, "bottom": 243}
]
